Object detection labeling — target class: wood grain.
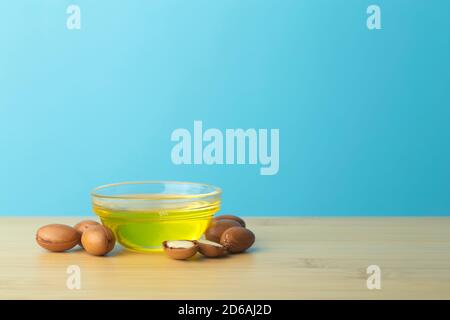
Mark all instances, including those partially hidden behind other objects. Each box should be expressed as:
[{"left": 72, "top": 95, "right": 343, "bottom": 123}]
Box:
[{"left": 0, "top": 217, "right": 449, "bottom": 299}]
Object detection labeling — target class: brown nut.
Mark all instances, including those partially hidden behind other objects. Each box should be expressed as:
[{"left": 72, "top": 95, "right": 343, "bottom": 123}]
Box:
[
  {"left": 74, "top": 220, "right": 100, "bottom": 234},
  {"left": 36, "top": 224, "right": 81, "bottom": 252},
  {"left": 163, "top": 240, "right": 198, "bottom": 260},
  {"left": 74, "top": 220, "right": 100, "bottom": 247},
  {"left": 204, "top": 219, "right": 241, "bottom": 243},
  {"left": 81, "top": 225, "right": 116, "bottom": 256},
  {"left": 220, "top": 226, "right": 255, "bottom": 253},
  {"left": 196, "top": 239, "right": 227, "bottom": 258},
  {"left": 213, "top": 215, "right": 246, "bottom": 227}
]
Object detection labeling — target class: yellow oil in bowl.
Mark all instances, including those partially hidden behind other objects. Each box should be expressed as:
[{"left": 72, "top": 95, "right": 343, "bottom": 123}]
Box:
[{"left": 91, "top": 182, "right": 221, "bottom": 252}]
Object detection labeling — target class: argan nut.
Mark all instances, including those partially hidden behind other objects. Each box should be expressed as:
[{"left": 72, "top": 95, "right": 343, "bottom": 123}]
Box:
[
  {"left": 196, "top": 239, "right": 227, "bottom": 258},
  {"left": 74, "top": 220, "right": 100, "bottom": 235},
  {"left": 220, "top": 226, "right": 255, "bottom": 253},
  {"left": 213, "top": 215, "right": 246, "bottom": 227},
  {"left": 74, "top": 220, "right": 100, "bottom": 247},
  {"left": 36, "top": 224, "right": 81, "bottom": 252},
  {"left": 163, "top": 240, "right": 198, "bottom": 260},
  {"left": 204, "top": 219, "right": 241, "bottom": 243},
  {"left": 81, "top": 225, "right": 116, "bottom": 256}
]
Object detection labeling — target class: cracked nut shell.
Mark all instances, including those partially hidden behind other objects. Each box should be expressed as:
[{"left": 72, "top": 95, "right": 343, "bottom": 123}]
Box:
[
  {"left": 163, "top": 240, "right": 198, "bottom": 260},
  {"left": 196, "top": 239, "right": 227, "bottom": 258}
]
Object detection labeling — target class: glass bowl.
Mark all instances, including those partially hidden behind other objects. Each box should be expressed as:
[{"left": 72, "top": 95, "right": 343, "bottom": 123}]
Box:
[{"left": 91, "top": 181, "right": 221, "bottom": 252}]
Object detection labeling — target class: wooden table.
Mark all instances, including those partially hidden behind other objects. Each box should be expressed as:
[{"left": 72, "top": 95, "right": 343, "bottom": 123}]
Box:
[{"left": 1, "top": 217, "right": 449, "bottom": 299}]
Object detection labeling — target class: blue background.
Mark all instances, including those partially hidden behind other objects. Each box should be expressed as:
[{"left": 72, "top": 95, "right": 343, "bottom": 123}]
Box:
[{"left": 1, "top": 1, "right": 449, "bottom": 216}]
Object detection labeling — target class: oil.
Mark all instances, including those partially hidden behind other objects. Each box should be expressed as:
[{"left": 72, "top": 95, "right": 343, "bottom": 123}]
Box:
[{"left": 93, "top": 194, "right": 220, "bottom": 252}]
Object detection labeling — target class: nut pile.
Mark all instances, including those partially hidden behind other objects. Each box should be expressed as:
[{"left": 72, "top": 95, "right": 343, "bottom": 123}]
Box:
[
  {"left": 36, "top": 214, "right": 255, "bottom": 260},
  {"left": 36, "top": 220, "right": 115, "bottom": 256},
  {"left": 163, "top": 214, "right": 255, "bottom": 260}
]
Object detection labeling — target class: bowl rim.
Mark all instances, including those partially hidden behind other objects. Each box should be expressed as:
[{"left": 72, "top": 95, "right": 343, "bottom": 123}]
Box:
[{"left": 91, "top": 180, "right": 222, "bottom": 200}]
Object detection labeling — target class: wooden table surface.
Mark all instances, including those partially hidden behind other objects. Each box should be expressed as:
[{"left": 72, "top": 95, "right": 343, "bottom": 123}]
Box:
[{"left": 1, "top": 217, "right": 449, "bottom": 299}]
